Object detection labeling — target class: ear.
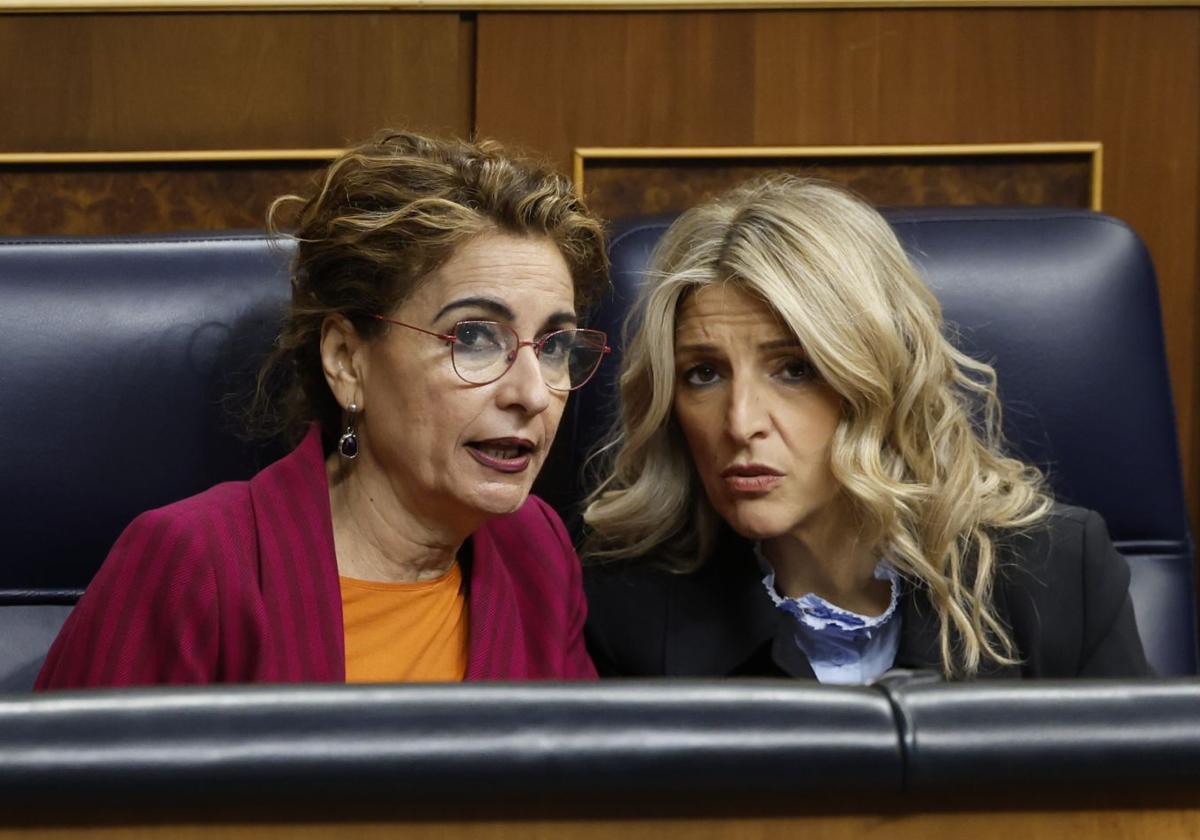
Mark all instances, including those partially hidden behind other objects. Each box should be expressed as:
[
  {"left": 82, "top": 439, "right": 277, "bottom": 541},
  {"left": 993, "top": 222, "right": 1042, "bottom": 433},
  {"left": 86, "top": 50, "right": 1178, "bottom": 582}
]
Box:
[{"left": 319, "top": 314, "right": 367, "bottom": 411}]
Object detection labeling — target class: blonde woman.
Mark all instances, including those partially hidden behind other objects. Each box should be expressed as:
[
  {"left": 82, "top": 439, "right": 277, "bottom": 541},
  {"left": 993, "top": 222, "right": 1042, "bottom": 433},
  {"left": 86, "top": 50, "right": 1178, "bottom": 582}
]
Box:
[{"left": 583, "top": 177, "right": 1149, "bottom": 681}]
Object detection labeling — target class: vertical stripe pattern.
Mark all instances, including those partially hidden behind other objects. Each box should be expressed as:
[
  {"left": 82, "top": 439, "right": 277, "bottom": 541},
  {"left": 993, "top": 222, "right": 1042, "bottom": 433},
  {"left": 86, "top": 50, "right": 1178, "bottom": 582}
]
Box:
[{"left": 36, "top": 427, "right": 595, "bottom": 689}]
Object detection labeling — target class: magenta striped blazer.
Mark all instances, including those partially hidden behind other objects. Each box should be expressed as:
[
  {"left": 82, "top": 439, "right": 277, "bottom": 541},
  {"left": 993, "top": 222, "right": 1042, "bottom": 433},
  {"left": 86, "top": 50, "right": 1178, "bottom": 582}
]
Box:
[{"left": 36, "top": 427, "right": 596, "bottom": 688}]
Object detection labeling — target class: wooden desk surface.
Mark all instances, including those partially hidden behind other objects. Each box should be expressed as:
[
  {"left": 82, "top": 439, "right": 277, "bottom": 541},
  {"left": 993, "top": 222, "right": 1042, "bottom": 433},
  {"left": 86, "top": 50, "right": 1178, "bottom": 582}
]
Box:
[{"left": 3, "top": 809, "right": 1200, "bottom": 839}]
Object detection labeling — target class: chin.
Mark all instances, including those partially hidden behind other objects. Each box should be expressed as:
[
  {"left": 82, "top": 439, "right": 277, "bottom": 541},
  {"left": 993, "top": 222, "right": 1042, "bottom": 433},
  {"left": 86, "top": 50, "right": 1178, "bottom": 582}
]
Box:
[
  {"left": 726, "top": 518, "right": 791, "bottom": 542},
  {"left": 718, "top": 500, "right": 796, "bottom": 542},
  {"left": 468, "top": 482, "right": 532, "bottom": 517}
]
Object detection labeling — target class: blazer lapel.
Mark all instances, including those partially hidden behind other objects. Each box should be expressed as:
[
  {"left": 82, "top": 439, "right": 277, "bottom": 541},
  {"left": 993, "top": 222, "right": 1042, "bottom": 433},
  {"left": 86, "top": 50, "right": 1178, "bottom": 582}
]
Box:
[
  {"left": 462, "top": 527, "right": 529, "bottom": 680},
  {"left": 664, "top": 534, "right": 813, "bottom": 677},
  {"left": 893, "top": 582, "right": 1021, "bottom": 679},
  {"left": 249, "top": 425, "right": 345, "bottom": 682},
  {"left": 894, "top": 583, "right": 943, "bottom": 672},
  {"left": 769, "top": 629, "right": 818, "bottom": 679}
]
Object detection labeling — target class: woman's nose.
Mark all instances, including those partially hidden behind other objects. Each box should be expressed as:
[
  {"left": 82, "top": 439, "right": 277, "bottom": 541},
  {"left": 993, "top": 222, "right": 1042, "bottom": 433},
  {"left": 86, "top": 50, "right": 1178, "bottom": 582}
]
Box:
[
  {"left": 725, "top": 378, "right": 770, "bottom": 442},
  {"left": 496, "top": 344, "right": 552, "bottom": 414}
]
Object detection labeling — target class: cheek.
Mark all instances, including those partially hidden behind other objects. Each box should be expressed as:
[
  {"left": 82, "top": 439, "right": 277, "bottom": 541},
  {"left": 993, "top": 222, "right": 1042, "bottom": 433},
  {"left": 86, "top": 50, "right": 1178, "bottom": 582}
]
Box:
[
  {"left": 785, "top": 389, "right": 842, "bottom": 457},
  {"left": 377, "top": 359, "right": 472, "bottom": 455},
  {"left": 792, "top": 420, "right": 837, "bottom": 461},
  {"left": 781, "top": 406, "right": 842, "bottom": 504},
  {"left": 672, "top": 397, "right": 720, "bottom": 471},
  {"left": 539, "top": 396, "right": 570, "bottom": 446}
]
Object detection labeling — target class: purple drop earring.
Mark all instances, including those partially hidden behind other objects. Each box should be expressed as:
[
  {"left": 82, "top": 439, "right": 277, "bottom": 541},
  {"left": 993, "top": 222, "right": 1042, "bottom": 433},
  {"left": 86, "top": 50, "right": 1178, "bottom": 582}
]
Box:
[{"left": 338, "top": 403, "right": 359, "bottom": 460}]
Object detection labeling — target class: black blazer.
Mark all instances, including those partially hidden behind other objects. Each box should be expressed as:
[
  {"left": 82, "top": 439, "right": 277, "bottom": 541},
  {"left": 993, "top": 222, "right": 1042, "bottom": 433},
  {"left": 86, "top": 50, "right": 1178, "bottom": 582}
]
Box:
[{"left": 584, "top": 504, "right": 1151, "bottom": 679}]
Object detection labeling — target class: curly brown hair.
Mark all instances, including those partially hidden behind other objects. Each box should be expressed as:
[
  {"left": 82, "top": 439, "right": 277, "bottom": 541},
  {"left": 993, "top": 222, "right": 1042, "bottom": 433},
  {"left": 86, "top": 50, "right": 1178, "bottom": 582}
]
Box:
[{"left": 252, "top": 130, "right": 610, "bottom": 452}]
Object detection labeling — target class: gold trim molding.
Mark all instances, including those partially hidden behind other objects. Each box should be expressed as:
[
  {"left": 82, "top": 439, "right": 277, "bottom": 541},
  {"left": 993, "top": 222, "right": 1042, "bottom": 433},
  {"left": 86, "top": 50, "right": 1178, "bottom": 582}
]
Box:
[
  {"left": 0, "top": 0, "right": 1196, "bottom": 11},
  {"left": 0, "top": 149, "right": 343, "bottom": 164},
  {"left": 574, "top": 142, "right": 1104, "bottom": 211}
]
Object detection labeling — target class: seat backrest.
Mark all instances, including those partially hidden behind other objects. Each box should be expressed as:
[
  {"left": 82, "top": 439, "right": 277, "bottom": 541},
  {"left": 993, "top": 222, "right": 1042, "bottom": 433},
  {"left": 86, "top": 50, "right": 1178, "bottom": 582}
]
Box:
[
  {"left": 0, "top": 233, "right": 293, "bottom": 689},
  {"left": 558, "top": 207, "right": 1198, "bottom": 676},
  {"left": 3, "top": 214, "right": 1195, "bottom": 687}
]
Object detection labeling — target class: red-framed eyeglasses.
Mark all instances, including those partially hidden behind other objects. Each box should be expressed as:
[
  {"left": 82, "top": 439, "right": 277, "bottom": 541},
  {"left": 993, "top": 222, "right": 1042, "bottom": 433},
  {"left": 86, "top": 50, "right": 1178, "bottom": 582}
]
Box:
[{"left": 368, "top": 315, "right": 611, "bottom": 392}]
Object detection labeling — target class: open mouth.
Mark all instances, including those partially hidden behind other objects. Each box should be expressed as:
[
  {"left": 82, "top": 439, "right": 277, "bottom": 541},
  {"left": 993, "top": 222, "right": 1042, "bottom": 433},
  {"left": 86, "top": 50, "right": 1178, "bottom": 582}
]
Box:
[{"left": 466, "top": 438, "right": 536, "bottom": 473}]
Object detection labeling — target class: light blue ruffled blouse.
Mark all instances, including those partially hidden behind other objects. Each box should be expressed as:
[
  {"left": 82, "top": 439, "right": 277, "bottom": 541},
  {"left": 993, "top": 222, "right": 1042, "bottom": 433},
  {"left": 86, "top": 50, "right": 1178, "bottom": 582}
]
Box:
[{"left": 755, "top": 543, "right": 902, "bottom": 685}]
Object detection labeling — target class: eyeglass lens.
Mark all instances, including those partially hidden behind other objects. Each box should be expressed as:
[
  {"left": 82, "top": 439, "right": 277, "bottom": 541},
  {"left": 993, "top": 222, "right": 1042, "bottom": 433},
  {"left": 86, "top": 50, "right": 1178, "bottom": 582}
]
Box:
[{"left": 450, "top": 321, "right": 606, "bottom": 390}]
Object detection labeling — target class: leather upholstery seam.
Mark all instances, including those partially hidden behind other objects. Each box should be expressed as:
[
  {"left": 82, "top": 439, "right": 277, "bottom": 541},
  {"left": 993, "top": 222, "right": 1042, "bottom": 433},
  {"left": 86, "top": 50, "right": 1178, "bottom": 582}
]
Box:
[{"left": 873, "top": 682, "right": 914, "bottom": 795}]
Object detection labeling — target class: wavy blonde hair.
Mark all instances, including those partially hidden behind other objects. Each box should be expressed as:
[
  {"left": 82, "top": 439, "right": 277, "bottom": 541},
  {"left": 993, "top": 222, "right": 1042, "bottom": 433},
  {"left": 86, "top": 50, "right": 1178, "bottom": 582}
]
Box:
[{"left": 583, "top": 177, "right": 1052, "bottom": 678}]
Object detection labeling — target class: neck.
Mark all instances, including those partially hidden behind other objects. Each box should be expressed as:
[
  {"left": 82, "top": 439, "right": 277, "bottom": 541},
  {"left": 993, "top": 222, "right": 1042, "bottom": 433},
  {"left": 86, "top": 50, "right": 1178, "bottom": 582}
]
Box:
[
  {"left": 761, "top": 504, "right": 889, "bottom": 617},
  {"left": 325, "top": 453, "right": 479, "bottom": 583}
]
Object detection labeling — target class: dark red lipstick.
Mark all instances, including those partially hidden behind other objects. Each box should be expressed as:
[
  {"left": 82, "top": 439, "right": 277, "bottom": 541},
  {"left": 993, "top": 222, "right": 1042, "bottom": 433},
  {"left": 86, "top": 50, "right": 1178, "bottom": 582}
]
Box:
[{"left": 466, "top": 437, "right": 535, "bottom": 474}]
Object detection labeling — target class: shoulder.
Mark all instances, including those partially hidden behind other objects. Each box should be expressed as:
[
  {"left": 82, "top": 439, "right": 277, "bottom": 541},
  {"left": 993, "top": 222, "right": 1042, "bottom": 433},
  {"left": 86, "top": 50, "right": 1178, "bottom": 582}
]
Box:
[
  {"left": 996, "top": 503, "right": 1148, "bottom": 676},
  {"left": 1039, "top": 502, "right": 1104, "bottom": 541},
  {"left": 1035, "top": 502, "right": 1138, "bottom": 632},
  {"left": 34, "top": 481, "right": 253, "bottom": 689},
  {"left": 83, "top": 475, "right": 259, "bottom": 600},
  {"left": 997, "top": 502, "right": 1124, "bottom": 589},
  {"left": 121, "top": 479, "right": 255, "bottom": 562},
  {"left": 142, "top": 478, "right": 253, "bottom": 525}
]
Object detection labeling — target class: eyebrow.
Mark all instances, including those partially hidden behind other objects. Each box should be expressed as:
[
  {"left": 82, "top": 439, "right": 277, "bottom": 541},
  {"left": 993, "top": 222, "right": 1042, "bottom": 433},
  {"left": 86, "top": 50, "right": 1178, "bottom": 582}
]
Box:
[
  {"left": 542, "top": 310, "right": 579, "bottom": 331},
  {"left": 435, "top": 296, "right": 577, "bottom": 331},
  {"left": 759, "top": 338, "right": 805, "bottom": 351},
  {"left": 436, "top": 297, "right": 515, "bottom": 322}
]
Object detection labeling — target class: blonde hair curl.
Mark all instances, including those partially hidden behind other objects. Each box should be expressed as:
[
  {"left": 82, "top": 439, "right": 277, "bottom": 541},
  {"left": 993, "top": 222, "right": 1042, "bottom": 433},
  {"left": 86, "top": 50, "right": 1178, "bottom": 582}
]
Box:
[{"left": 584, "top": 177, "right": 1051, "bottom": 678}]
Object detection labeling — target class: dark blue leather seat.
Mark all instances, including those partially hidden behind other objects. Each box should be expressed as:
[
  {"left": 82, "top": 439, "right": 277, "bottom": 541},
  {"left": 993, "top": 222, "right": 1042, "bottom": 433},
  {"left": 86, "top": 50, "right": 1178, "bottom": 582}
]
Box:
[
  {"left": 1, "top": 208, "right": 1195, "bottom": 689},
  {"left": 4, "top": 220, "right": 1199, "bottom": 826},
  {"left": 0, "top": 233, "right": 293, "bottom": 689},
  {"left": 561, "top": 207, "right": 1198, "bottom": 677}
]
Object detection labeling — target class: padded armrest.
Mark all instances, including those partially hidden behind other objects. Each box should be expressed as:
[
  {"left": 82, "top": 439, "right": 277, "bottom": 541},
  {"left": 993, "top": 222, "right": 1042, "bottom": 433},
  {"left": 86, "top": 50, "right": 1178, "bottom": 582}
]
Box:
[
  {"left": 6, "top": 679, "right": 1200, "bottom": 823},
  {"left": 0, "top": 681, "right": 899, "bottom": 820},
  {"left": 880, "top": 677, "right": 1200, "bottom": 792}
]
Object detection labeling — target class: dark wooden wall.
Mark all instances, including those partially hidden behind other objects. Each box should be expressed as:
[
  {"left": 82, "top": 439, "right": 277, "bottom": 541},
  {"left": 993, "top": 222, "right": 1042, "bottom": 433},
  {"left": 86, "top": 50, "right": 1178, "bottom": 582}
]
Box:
[
  {"left": 2, "top": 6, "right": 1199, "bottom": 533},
  {"left": 476, "top": 9, "right": 1200, "bottom": 535},
  {"left": 0, "top": 12, "right": 472, "bottom": 232},
  {"left": 0, "top": 13, "right": 472, "bottom": 150}
]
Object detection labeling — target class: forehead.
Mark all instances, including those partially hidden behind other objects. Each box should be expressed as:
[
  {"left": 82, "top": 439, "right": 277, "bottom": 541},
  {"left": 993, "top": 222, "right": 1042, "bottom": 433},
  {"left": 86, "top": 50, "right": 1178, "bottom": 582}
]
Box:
[
  {"left": 675, "top": 283, "right": 792, "bottom": 340},
  {"left": 416, "top": 232, "right": 575, "bottom": 310}
]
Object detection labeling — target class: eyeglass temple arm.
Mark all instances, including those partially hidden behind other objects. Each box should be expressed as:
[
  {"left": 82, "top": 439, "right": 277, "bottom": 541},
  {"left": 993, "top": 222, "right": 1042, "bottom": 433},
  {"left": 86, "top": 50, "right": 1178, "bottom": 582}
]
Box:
[{"left": 367, "top": 314, "right": 456, "bottom": 344}]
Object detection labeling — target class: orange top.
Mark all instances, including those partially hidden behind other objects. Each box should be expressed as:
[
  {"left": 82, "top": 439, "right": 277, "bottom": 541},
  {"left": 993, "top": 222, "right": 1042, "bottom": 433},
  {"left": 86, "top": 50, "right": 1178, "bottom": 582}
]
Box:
[{"left": 339, "top": 563, "right": 469, "bottom": 683}]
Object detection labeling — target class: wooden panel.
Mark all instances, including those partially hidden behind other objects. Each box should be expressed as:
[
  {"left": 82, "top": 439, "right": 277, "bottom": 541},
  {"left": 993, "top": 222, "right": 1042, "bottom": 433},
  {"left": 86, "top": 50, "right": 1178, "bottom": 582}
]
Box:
[
  {"left": 477, "top": 8, "right": 1200, "bottom": 529},
  {"left": 0, "top": 161, "right": 329, "bottom": 235},
  {"left": 0, "top": 12, "right": 472, "bottom": 153},
  {"left": 4, "top": 0, "right": 1200, "bottom": 10},
  {"left": 1, "top": 808, "right": 1199, "bottom": 839},
  {"left": 579, "top": 150, "right": 1094, "bottom": 218}
]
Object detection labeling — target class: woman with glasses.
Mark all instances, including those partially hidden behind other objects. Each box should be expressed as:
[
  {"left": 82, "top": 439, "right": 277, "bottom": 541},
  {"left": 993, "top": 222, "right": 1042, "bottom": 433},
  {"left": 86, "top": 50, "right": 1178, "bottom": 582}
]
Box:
[
  {"left": 37, "top": 131, "right": 608, "bottom": 688},
  {"left": 583, "top": 177, "right": 1149, "bottom": 681}
]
